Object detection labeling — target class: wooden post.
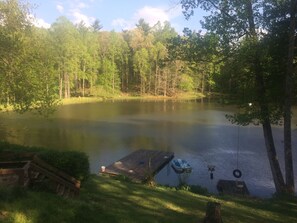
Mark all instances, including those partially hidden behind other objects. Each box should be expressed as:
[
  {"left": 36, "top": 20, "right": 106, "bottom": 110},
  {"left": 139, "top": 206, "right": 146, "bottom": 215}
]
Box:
[{"left": 203, "top": 202, "right": 223, "bottom": 223}]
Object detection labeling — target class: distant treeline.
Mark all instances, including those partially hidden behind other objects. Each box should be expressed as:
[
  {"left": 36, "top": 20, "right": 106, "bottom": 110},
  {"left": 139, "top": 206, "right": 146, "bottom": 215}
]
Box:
[{"left": 1, "top": 0, "right": 219, "bottom": 107}]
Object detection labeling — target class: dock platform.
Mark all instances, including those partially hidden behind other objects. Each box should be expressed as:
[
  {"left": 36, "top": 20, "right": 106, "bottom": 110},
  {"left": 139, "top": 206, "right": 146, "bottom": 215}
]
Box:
[
  {"left": 101, "top": 150, "right": 174, "bottom": 183},
  {"left": 217, "top": 179, "right": 249, "bottom": 196}
]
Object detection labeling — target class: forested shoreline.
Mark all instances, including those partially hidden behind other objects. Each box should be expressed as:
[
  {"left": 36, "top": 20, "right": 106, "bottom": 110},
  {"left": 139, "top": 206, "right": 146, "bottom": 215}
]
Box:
[
  {"left": 2, "top": 1, "right": 296, "bottom": 111},
  {"left": 0, "top": 0, "right": 219, "bottom": 114}
]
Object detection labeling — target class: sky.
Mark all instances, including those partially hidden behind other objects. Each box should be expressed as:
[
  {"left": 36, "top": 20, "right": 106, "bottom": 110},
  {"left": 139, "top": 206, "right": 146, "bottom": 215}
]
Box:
[{"left": 29, "top": 0, "right": 207, "bottom": 33}]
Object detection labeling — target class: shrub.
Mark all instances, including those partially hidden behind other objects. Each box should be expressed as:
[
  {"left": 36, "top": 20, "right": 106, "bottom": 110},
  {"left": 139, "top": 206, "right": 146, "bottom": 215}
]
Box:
[
  {"left": 0, "top": 141, "right": 90, "bottom": 181},
  {"left": 177, "top": 184, "right": 209, "bottom": 196},
  {"left": 38, "top": 150, "right": 90, "bottom": 181}
]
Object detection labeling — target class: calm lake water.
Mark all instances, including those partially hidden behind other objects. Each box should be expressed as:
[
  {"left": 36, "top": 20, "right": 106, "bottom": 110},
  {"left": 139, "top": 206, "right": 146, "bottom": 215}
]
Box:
[{"left": 0, "top": 100, "right": 296, "bottom": 197}]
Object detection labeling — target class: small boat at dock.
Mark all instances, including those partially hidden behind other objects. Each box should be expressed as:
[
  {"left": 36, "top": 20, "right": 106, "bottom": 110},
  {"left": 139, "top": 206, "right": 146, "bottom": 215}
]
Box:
[{"left": 171, "top": 159, "right": 192, "bottom": 173}]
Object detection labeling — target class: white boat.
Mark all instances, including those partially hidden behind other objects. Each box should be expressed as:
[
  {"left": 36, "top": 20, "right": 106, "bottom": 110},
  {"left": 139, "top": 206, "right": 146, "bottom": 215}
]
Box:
[{"left": 171, "top": 159, "right": 192, "bottom": 173}]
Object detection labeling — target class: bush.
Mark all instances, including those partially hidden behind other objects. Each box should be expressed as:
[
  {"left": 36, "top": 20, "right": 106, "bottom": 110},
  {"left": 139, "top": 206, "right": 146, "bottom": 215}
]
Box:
[
  {"left": 38, "top": 150, "right": 90, "bottom": 181},
  {"left": 0, "top": 141, "right": 36, "bottom": 152},
  {"left": 0, "top": 141, "right": 90, "bottom": 181},
  {"left": 177, "top": 184, "right": 209, "bottom": 196}
]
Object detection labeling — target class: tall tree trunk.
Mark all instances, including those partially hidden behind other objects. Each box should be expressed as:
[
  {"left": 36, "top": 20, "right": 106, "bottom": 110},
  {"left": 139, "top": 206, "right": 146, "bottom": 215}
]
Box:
[
  {"left": 126, "top": 62, "right": 129, "bottom": 92},
  {"left": 90, "top": 77, "right": 93, "bottom": 95},
  {"left": 255, "top": 57, "right": 286, "bottom": 194},
  {"left": 172, "top": 61, "right": 179, "bottom": 95},
  {"left": 155, "top": 60, "right": 158, "bottom": 95},
  {"left": 75, "top": 72, "right": 78, "bottom": 95},
  {"left": 59, "top": 73, "right": 63, "bottom": 100},
  {"left": 201, "top": 70, "right": 205, "bottom": 94},
  {"left": 163, "top": 69, "right": 167, "bottom": 96},
  {"left": 284, "top": 0, "right": 297, "bottom": 194},
  {"left": 246, "top": 0, "right": 286, "bottom": 194},
  {"left": 263, "top": 120, "right": 286, "bottom": 193},
  {"left": 82, "top": 78, "right": 85, "bottom": 97},
  {"left": 67, "top": 74, "right": 71, "bottom": 98},
  {"left": 83, "top": 63, "right": 86, "bottom": 97},
  {"left": 112, "top": 55, "right": 115, "bottom": 95},
  {"left": 148, "top": 72, "right": 151, "bottom": 94},
  {"left": 64, "top": 73, "right": 67, "bottom": 99},
  {"left": 121, "top": 64, "right": 124, "bottom": 92}
]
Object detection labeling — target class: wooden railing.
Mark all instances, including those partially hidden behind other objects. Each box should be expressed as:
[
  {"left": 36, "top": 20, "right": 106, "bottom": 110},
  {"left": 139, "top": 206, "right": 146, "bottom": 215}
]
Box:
[{"left": 29, "top": 156, "right": 80, "bottom": 197}]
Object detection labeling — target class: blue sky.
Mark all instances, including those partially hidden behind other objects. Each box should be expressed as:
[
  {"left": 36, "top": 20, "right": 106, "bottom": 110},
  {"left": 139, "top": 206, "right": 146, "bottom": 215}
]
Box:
[{"left": 29, "top": 0, "right": 206, "bottom": 33}]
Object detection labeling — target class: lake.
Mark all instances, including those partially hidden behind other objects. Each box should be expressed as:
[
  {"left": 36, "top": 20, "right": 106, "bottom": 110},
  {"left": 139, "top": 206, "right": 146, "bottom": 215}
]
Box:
[{"left": 0, "top": 100, "right": 296, "bottom": 197}]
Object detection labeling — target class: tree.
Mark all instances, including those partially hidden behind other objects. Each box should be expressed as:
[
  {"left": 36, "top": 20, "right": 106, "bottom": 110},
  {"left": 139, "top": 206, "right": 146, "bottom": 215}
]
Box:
[
  {"left": 133, "top": 48, "right": 150, "bottom": 95},
  {"left": 77, "top": 21, "right": 100, "bottom": 97},
  {"left": 50, "top": 17, "right": 80, "bottom": 99},
  {"left": 26, "top": 27, "right": 59, "bottom": 114},
  {"left": 153, "top": 21, "right": 177, "bottom": 43},
  {"left": 97, "top": 31, "right": 128, "bottom": 94},
  {"left": 180, "top": 0, "right": 296, "bottom": 194},
  {"left": 91, "top": 19, "right": 103, "bottom": 32},
  {"left": 151, "top": 22, "right": 178, "bottom": 95},
  {"left": 167, "top": 29, "right": 221, "bottom": 95},
  {"left": 136, "top": 18, "right": 151, "bottom": 36},
  {"left": 150, "top": 42, "right": 167, "bottom": 95},
  {"left": 283, "top": 0, "right": 297, "bottom": 194},
  {"left": 126, "top": 21, "right": 154, "bottom": 94},
  {"left": 0, "top": 0, "right": 57, "bottom": 114},
  {"left": 98, "top": 59, "right": 119, "bottom": 92}
]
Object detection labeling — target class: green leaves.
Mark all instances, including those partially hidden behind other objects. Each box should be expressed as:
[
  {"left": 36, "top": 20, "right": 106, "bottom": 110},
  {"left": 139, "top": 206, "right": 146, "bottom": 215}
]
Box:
[{"left": 0, "top": 0, "right": 58, "bottom": 115}]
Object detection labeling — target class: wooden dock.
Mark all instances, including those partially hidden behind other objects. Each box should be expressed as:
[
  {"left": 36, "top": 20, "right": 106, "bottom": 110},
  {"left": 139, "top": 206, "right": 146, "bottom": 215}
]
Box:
[
  {"left": 217, "top": 179, "right": 249, "bottom": 196},
  {"left": 101, "top": 150, "right": 174, "bottom": 183}
]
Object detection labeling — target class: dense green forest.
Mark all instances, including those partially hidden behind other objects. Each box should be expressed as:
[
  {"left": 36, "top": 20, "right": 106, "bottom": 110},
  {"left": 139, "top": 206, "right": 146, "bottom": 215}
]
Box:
[
  {"left": 1, "top": 0, "right": 295, "bottom": 110},
  {"left": 0, "top": 0, "right": 218, "bottom": 114}
]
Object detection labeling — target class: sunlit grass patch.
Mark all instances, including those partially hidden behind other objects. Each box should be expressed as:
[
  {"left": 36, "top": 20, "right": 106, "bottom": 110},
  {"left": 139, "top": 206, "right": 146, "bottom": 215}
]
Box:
[
  {"left": 12, "top": 212, "right": 32, "bottom": 223},
  {"left": 61, "top": 97, "right": 103, "bottom": 105}
]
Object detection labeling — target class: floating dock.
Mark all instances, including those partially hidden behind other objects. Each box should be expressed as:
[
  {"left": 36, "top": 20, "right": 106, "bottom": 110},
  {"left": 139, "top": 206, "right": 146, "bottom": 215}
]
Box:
[
  {"left": 217, "top": 179, "right": 249, "bottom": 196},
  {"left": 101, "top": 149, "right": 174, "bottom": 183}
]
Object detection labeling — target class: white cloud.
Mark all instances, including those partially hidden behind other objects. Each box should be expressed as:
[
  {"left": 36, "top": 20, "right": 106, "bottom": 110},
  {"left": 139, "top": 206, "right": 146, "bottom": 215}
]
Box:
[
  {"left": 111, "top": 18, "right": 133, "bottom": 30},
  {"left": 28, "top": 14, "right": 51, "bottom": 29},
  {"left": 112, "top": 5, "right": 183, "bottom": 31},
  {"left": 70, "top": 9, "right": 95, "bottom": 26},
  {"left": 167, "top": 4, "right": 183, "bottom": 19},
  {"left": 57, "top": 4, "right": 64, "bottom": 13},
  {"left": 77, "top": 2, "right": 89, "bottom": 9},
  {"left": 134, "top": 6, "right": 169, "bottom": 26},
  {"left": 60, "top": 1, "right": 94, "bottom": 26}
]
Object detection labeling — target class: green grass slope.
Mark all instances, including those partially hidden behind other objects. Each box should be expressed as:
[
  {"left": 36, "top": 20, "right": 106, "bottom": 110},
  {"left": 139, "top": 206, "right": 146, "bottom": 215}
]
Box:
[{"left": 1, "top": 175, "right": 296, "bottom": 223}]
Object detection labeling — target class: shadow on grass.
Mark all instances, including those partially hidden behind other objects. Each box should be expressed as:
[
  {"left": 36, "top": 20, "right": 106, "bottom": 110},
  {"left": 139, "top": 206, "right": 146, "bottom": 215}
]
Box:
[
  {"left": 78, "top": 175, "right": 207, "bottom": 223},
  {"left": 217, "top": 194, "right": 297, "bottom": 223},
  {"left": 0, "top": 175, "right": 206, "bottom": 223}
]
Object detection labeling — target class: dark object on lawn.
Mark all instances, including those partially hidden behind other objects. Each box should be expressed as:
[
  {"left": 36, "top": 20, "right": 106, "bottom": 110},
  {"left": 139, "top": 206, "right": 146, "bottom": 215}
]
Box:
[
  {"left": 217, "top": 179, "right": 249, "bottom": 196},
  {"left": 203, "top": 202, "right": 223, "bottom": 223},
  {"left": 0, "top": 161, "right": 31, "bottom": 187}
]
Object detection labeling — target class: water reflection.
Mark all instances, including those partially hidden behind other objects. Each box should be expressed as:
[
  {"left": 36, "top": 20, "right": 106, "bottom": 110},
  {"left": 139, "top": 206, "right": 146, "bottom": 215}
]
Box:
[{"left": 0, "top": 100, "right": 296, "bottom": 197}]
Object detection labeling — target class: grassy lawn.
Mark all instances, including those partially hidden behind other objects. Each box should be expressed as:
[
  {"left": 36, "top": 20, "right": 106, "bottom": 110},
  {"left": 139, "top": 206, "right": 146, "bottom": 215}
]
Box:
[{"left": 1, "top": 175, "right": 296, "bottom": 223}]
